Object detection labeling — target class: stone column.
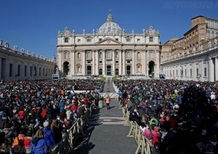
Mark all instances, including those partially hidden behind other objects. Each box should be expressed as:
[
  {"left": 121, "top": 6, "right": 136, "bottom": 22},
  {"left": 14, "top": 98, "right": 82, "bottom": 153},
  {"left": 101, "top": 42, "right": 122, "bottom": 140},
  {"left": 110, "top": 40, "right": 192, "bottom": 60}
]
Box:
[
  {"left": 70, "top": 51, "right": 75, "bottom": 76},
  {"left": 178, "top": 66, "right": 181, "bottom": 80},
  {"left": 186, "top": 65, "right": 190, "bottom": 81},
  {"left": 103, "top": 50, "right": 106, "bottom": 76},
  {"left": 209, "top": 58, "right": 215, "bottom": 82},
  {"left": 119, "top": 50, "right": 122, "bottom": 75},
  {"left": 155, "top": 50, "right": 160, "bottom": 78},
  {"left": 0, "top": 58, "right": 2, "bottom": 80},
  {"left": 82, "top": 51, "right": 86, "bottom": 75},
  {"left": 145, "top": 50, "right": 148, "bottom": 77},
  {"left": 189, "top": 65, "right": 192, "bottom": 81},
  {"left": 122, "top": 50, "right": 126, "bottom": 75},
  {"left": 57, "top": 51, "right": 62, "bottom": 72},
  {"left": 179, "top": 64, "right": 184, "bottom": 80},
  {"left": 19, "top": 63, "right": 23, "bottom": 80},
  {"left": 92, "top": 50, "right": 95, "bottom": 75},
  {"left": 95, "top": 51, "right": 99, "bottom": 75},
  {"left": 132, "top": 50, "right": 135, "bottom": 75},
  {"left": 112, "top": 50, "right": 115, "bottom": 76},
  {"left": 200, "top": 60, "right": 204, "bottom": 81},
  {"left": 72, "top": 51, "right": 75, "bottom": 75},
  {"left": 191, "top": 64, "right": 194, "bottom": 81},
  {"left": 215, "top": 57, "right": 218, "bottom": 81}
]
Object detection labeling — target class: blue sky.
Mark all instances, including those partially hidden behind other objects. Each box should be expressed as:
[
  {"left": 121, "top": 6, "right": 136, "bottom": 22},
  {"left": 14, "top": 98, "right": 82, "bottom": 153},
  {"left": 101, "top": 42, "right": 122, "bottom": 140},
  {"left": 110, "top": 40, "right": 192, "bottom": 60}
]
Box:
[{"left": 0, "top": 0, "right": 217, "bottom": 58}]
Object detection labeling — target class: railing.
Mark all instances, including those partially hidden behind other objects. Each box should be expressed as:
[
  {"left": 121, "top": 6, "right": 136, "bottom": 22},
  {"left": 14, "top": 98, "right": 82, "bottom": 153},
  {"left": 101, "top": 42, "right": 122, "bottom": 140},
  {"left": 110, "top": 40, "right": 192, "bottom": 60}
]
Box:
[
  {"left": 67, "top": 117, "right": 85, "bottom": 148},
  {"left": 100, "top": 92, "right": 119, "bottom": 99},
  {"left": 0, "top": 42, "right": 54, "bottom": 63},
  {"left": 52, "top": 105, "right": 93, "bottom": 153},
  {"left": 51, "top": 117, "right": 85, "bottom": 153},
  {"left": 122, "top": 106, "right": 151, "bottom": 154},
  {"left": 162, "top": 37, "right": 218, "bottom": 64}
]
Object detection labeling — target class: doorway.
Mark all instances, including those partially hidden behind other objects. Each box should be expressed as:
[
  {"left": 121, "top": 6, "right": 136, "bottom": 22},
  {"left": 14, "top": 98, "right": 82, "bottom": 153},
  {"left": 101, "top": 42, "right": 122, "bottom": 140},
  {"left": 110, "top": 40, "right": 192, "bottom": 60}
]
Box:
[
  {"left": 87, "top": 66, "right": 92, "bottom": 75},
  {"left": 107, "top": 65, "right": 111, "bottom": 75},
  {"left": 115, "top": 68, "right": 119, "bottom": 75},
  {"left": 63, "top": 61, "right": 69, "bottom": 76},
  {"left": 148, "top": 61, "right": 155, "bottom": 78},
  {"left": 99, "top": 68, "right": 102, "bottom": 75},
  {"left": 126, "top": 65, "right": 131, "bottom": 75}
]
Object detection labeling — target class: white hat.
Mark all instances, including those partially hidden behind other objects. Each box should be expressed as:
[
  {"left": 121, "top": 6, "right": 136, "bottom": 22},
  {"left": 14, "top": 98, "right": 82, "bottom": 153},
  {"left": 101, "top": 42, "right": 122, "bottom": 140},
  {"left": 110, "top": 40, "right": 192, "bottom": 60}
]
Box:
[{"left": 43, "top": 120, "right": 49, "bottom": 128}]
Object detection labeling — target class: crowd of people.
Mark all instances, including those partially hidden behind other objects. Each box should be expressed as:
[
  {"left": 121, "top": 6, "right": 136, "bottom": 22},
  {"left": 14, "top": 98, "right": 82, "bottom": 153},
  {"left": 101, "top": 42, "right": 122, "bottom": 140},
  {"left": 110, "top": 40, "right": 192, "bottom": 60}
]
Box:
[
  {"left": 115, "top": 80, "right": 218, "bottom": 154},
  {"left": 0, "top": 79, "right": 104, "bottom": 154},
  {"left": 0, "top": 78, "right": 217, "bottom": 154}
]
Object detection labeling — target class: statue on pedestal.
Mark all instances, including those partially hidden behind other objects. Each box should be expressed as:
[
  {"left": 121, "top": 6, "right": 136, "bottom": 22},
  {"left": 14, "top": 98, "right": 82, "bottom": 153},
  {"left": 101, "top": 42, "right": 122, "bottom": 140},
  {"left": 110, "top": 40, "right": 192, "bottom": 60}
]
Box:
[{"left": 5, "top": 42, "right": 9, "bottom": 48}]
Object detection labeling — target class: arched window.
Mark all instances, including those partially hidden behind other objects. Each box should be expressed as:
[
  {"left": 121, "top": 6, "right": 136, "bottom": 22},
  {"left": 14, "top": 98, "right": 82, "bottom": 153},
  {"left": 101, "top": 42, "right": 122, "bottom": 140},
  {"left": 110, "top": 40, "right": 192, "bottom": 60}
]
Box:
[
  {"left": 106, "top": 51, "right": 112, "bottom": 59},
  {"left": 64, "top": 37, "right": 69, "bottom": 43},
  {"left": 149, "top": 36, "right": 153, "bottom": 42}
]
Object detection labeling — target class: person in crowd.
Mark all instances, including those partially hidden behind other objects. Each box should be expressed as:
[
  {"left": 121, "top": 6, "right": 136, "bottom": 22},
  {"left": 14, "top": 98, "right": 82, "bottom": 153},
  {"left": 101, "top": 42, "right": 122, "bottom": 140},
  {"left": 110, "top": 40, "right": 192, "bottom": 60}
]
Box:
[
  {"left": 105, "top": 95, "right": 111, "bottom": 110},
  {"left": 31, "top": 129, "right": 48, "bottom": 154},
  {"left": 43, "top": 120, "right": 56, "bottom": 151},
  {"left": 24, "top": 130, "right": 32, "bottom": 154}
]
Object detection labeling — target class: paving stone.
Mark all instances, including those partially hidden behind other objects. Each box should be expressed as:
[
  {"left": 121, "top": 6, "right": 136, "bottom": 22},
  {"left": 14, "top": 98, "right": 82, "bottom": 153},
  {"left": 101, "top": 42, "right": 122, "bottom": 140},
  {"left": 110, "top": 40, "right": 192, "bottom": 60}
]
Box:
[{"left": 75, "top": 82, "right": 137, "bottom": 154}]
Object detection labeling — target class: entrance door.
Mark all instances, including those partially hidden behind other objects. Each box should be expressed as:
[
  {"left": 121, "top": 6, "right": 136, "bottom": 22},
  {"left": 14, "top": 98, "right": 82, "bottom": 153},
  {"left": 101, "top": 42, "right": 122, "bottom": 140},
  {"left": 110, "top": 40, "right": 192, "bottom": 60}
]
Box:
[
  {"left": 126, "top": 65, "right": 131, "bottom": 75},
  {"left": 99, "top": 68, "right": 102, "bottom": 75},
  {"left": 107, "top": 65, "right": 111, "bottom": 75},
  {"left": 87, "top": 66, "right": 92, "bottom": 75},
  {"left": 115, "top": 69, "right": 119, "bottom": 75},
  {"left": 63, "top": 61, "right": 69, "bottom": 76},
  {"left": 148, "top": 61, "right": 155, "bottom": 78}
]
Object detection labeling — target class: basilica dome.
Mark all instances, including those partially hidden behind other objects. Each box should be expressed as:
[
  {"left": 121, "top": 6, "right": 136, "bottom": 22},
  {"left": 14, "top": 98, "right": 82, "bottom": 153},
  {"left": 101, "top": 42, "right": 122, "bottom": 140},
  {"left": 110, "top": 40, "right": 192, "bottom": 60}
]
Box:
[{"left": 98, "top": 13, "right": 122, "bottom": 35}]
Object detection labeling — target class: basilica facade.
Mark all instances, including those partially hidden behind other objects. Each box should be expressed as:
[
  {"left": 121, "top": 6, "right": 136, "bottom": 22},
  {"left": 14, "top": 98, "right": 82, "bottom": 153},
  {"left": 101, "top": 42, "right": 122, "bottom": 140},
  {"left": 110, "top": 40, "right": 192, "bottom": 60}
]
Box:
[{"left": 56, "top": 13, "right": 161, "bottom": 78}]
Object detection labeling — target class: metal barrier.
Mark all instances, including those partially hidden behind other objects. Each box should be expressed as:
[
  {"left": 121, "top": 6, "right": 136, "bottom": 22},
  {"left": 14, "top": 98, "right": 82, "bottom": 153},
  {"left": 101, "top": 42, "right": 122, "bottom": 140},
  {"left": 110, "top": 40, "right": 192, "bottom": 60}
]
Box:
[
  {"left": 51, "top": 117, "right": 85, "bottom": 153},
  {"left": 122, "top": 106, "right": 130, "bottom": 126},
  {"left": 100, "top": 92, "right": 119, "bottom": 99},
  {"left": 52, "top": 105, "right": 94, "bottom": 153},
  {"left": 122, "top": 106, "right": 151, "bottom": 154},
  {"left": 67, "top": 117, "right": 84, "bottom": 149}
]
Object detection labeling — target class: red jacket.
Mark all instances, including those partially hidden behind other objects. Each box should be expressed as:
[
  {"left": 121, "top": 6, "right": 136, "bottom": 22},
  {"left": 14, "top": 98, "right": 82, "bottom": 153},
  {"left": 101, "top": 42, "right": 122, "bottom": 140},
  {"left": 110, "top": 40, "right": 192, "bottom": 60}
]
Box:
[
  {"left": 15, "top": 95, "right": 20, "bottom": 101},
  {"left": 18, "top": 110, "right": 25, "bottom": 120},
  {"left": 105, "top": 97, "right": 110, "bottom": 104},
  {"left": 24, "top": 137, "right": 32, "bottom": 148},
  {"left": 151, "top": 130, "right": 160, "bottom": 145},
  {"left": 41, "top": 108, "right": 47, "bottom": 119},
  {"left": 71, "top": 104, "right": 77, "bottom": 111},
  {"left": 82, "top": 98, "right": 91, "bottom": 104}
]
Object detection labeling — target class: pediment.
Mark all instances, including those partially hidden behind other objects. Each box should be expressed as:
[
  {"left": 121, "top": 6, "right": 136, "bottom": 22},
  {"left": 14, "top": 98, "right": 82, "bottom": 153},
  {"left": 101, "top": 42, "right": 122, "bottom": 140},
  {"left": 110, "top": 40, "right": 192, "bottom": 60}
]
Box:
[{"left": 96, "top": 37, "right": 121, "bottom": 45}]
